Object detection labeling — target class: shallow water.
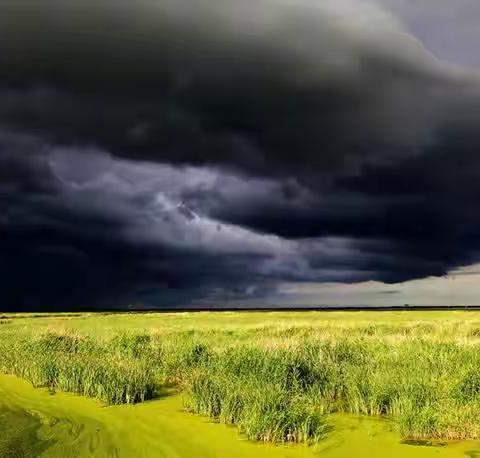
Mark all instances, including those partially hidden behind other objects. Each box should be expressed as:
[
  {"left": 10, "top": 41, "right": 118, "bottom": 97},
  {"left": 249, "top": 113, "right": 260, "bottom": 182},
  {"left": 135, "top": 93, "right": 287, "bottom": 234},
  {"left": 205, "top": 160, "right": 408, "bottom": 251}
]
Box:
[{"left": 1, "top": 375, "right": 479, "bottom": 458}]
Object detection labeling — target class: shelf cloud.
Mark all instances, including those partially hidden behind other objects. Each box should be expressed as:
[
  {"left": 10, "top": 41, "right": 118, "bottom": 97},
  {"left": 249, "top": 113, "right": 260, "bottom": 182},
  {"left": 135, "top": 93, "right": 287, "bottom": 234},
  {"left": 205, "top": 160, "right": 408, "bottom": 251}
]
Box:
[{"left": 2, "top": 0, "right": 480, "bottom": 309}]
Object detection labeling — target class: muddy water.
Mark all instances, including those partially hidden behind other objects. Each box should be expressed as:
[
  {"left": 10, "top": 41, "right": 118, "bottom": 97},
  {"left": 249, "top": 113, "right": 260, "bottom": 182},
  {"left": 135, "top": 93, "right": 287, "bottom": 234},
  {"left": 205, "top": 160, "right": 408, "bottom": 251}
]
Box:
[{"left": 1, "top": 375, "right": 479, "bottom": 458}]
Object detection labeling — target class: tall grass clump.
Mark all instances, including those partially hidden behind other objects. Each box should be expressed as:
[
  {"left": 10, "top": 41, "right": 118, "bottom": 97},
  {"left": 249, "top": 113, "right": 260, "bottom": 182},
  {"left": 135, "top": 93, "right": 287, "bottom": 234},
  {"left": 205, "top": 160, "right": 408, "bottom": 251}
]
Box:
[
  {"left": 181, "top": 338, "right": 480, "bottom": 441},
  {"left": 185, "top": 372, "right": 327, "bottom": 443},
  {"left": 0, "top": 330, "right": 155, "bottom": 404},
  {"left": 111, "top": 332, "right": 152, "bottom": 358}
]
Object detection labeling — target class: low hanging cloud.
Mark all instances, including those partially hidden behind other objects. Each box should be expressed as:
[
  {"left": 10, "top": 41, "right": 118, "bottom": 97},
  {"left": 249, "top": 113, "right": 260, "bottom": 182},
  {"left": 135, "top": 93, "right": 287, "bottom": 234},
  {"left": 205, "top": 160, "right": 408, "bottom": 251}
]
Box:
[
  {"left": 2, "top": 0, "right": 480, "bottom": 309},
  {"left": 2, "top": 132, "right": 385, "bottom": 310}
]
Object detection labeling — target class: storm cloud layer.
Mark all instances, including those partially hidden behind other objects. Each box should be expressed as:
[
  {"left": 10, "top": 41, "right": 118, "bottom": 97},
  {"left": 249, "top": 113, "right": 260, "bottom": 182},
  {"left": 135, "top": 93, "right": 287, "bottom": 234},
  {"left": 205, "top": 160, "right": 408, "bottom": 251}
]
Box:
[{"left": 2, "top": 0, "right": 480, "bottom": 309}]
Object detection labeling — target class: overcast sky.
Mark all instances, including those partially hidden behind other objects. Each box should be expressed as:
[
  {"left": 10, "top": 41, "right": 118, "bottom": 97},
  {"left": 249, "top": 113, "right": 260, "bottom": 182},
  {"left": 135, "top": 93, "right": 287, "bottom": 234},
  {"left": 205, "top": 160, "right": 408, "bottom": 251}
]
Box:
[{"left": 2, "top": 0, "right": 480, "bottom": 310}]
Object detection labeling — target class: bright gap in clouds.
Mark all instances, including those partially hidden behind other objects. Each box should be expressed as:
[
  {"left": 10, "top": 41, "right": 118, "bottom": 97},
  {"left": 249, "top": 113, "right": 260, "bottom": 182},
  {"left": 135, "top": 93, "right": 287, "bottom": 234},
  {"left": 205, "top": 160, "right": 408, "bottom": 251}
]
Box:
[{"left": 275, "top": 264, "right": 480, "bottom": 307}]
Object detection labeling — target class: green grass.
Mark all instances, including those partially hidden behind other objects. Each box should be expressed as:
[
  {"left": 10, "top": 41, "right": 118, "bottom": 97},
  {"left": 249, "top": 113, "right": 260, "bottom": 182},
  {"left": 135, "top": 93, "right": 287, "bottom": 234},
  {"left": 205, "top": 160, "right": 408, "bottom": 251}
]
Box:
[{"left": 2, "top": 311, "right": 480, "bottom": 443}]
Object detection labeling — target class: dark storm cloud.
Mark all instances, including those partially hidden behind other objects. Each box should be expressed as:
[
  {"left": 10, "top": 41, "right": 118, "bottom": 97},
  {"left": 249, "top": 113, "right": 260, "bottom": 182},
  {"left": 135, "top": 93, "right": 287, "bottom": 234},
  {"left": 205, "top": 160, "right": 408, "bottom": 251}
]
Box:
[
  {"left": 1, "top": 0, "right": 477, "bottom": 178},
  {"left": 1, "top": 132, "right": 382, "bottom": 310},
  {"left": 2, "top": 0, "right": 480, "bottom": 309},
  {"left": 0, "top": 133, "right": 251, "bottom": 310},
  {"left": 205, "top": 123, "right": 480, "bottom": 283}
]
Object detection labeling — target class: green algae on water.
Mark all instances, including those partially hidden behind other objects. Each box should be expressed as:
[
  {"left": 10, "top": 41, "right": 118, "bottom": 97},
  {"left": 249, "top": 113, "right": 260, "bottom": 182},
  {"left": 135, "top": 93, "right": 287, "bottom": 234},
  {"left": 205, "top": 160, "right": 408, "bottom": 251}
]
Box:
[
  {"left": 0, "top": 408, "right": 53, "bottom": 457},
  {"left": 2, "top": 374, "right": 480, "bottom": 458},
  {"left": 0, "top": 375, "right": 313, "bottom": 458}
]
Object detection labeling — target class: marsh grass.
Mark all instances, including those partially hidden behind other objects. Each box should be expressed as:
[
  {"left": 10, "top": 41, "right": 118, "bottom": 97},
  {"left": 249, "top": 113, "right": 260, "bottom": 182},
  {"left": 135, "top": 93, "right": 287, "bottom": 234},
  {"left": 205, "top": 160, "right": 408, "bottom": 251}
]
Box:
[
  {"left": 3, "top": 313, "right": 480, "bottom": 443},
  {"left": 185, "top": 372, "right": 327, "bottom": 443},
  {"left": 0, "top": 331, "right": 155, "bottom": 405}
]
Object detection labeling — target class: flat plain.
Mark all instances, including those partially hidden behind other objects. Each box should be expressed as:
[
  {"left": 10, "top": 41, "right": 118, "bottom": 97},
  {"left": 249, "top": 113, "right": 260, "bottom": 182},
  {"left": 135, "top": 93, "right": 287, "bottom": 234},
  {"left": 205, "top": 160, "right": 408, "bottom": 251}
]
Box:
[{"left": 2, "top": 311, "right": 480, "bottom": 457}]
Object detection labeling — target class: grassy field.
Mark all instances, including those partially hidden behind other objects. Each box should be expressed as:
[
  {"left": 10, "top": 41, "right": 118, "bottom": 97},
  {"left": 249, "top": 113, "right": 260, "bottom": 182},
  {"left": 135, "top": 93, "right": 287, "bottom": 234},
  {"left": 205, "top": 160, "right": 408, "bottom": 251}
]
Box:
[{"left": 2, "top": 311, "right": 480, "bottom": 444}]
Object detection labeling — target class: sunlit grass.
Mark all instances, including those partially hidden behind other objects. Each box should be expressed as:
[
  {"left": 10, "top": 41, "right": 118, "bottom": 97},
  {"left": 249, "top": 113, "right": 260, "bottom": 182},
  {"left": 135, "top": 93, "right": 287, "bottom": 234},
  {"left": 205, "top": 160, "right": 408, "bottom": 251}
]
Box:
[{"left": 2, "top": 311, "right": 480, "bottom": 443}]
